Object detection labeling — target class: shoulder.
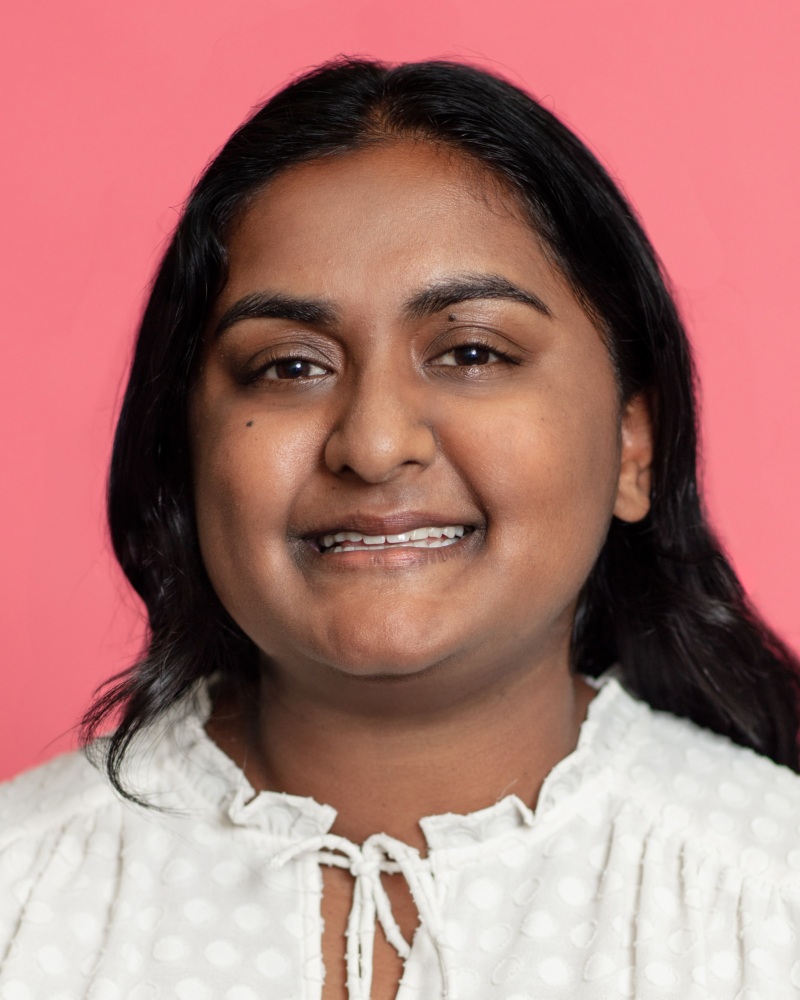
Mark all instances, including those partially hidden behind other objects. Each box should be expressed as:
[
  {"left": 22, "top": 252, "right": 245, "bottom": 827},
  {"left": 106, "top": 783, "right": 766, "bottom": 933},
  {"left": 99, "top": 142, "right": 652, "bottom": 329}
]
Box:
[
  {"left": 0, "top": 747, "right": 119, "bottom": 851},
  {"left": 0, "top": 748, "right": 129, "bottom": 941},
  {"left": 606, "top": 681, "right": 800, "bottom": 882}
]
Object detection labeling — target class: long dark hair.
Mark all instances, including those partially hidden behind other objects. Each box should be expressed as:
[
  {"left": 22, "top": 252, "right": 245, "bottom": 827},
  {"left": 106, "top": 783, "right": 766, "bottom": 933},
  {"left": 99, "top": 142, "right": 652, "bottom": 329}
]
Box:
[{"left": 83, "top": 57, "right": 800, "bottom": 797}]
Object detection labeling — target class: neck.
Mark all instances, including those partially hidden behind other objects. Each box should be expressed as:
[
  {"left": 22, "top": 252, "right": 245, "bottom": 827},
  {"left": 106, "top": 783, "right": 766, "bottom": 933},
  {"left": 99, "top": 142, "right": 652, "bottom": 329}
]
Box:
[{"left": 207, "top": 650, "right": 596, "bottom": 853}]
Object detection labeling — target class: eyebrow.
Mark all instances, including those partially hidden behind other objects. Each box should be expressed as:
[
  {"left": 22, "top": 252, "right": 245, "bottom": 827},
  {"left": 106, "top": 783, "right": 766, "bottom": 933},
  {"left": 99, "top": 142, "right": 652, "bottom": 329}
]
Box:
[
  {"left": 404, "top": 273, "right": 552, "bottom": 320},
  {"left": 213, "top": 292, "right": 339, "bottom": 339},
  {"left": 213, "top": 272, "right": 552, "bottom": 339}
]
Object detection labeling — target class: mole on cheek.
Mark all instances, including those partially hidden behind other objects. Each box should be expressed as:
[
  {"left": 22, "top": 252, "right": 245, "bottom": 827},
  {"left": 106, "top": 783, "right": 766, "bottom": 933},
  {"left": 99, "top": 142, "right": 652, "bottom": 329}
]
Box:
[{"left": 245, "top": 420, "right": 254, "bottom": 428}]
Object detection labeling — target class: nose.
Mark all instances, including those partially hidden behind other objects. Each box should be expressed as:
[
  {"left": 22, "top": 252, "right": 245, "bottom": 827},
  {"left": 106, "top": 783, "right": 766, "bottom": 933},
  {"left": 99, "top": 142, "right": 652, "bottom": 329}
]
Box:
[{"left": 323, "top": 370, "right": 437, "bottom": 483}]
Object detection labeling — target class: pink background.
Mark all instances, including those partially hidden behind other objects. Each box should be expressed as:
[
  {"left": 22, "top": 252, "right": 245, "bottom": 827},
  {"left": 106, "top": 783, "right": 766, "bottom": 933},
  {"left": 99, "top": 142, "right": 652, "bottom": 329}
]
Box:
[{"left": 1, "top": 1, "right": 798, "bottom": 780}]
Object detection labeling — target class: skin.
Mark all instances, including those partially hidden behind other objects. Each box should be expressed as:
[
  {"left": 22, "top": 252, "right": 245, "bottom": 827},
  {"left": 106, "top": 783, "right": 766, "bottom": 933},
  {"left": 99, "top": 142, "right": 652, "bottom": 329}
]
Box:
[{"left": 191, "top": 140, "right": 652, "bottom": 1000}]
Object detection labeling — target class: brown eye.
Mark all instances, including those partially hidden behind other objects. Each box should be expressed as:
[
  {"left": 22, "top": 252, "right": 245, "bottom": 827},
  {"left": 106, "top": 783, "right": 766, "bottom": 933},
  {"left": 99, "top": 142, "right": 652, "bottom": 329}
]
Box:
[
  {"left": 264, "top": 358, "right": 328, "bottom": 380},
  {"left": 433, "top": 344, "right": 503, "bottom": 367}
]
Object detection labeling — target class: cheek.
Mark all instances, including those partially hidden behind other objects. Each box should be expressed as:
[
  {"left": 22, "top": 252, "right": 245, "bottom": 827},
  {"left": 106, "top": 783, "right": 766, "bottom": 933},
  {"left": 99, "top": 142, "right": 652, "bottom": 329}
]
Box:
[
  {"left": 190, "top": 408, "right": 324, "bottom": 644},
  {"left": 463, "top": 392, "right": 620, "bottom": 567},
  {"left": 191, "top": 403, "right": 316, "bottom": 562}
]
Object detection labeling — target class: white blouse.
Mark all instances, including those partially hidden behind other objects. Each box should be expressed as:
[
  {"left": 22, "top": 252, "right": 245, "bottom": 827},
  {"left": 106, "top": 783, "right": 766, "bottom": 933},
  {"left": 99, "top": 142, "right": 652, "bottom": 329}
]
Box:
[{"left": 2, "top": 676, "right": 800, "bottom": 999}]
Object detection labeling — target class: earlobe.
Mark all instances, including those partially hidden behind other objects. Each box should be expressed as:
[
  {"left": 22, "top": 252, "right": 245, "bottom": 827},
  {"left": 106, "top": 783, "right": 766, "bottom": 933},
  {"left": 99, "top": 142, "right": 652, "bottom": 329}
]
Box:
[{"left": 613, "top": 394, "right": 653, "bottom": 523}]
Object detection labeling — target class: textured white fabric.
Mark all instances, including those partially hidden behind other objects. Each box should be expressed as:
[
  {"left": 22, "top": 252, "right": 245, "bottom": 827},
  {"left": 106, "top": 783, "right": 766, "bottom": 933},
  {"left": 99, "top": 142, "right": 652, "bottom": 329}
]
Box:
[{"left": 2, "top": 676, "right": 800, "bottom": 998}]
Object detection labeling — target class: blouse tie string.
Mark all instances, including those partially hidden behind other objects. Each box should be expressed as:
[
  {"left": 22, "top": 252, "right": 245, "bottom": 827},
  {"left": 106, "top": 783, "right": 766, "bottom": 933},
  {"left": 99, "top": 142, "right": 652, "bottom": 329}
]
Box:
[{"left": 269, "top": 832, "right": 456, "bottom": 1000}]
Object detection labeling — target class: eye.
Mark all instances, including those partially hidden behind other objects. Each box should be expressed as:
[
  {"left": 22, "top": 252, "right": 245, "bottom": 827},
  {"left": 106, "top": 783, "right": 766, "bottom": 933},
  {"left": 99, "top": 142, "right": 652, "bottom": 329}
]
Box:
[
  {"left": 262, "top": 358, "right": 329, "bottom": 380},
  {"left": 431, "top": 343, "right": 511, "bottom": 367}
]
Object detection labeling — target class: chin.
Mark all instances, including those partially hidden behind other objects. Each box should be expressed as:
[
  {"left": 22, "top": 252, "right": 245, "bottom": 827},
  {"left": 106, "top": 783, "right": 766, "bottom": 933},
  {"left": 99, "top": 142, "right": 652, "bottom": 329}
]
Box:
[
  {"left": 328, "top": 655, "right": 447, "bottom": 682},
  {"left": 310, "top": 613, "right": 460, "bottom": 680},
  {"left": 323, "top": 637, "right": 451, "bottom": 680}
]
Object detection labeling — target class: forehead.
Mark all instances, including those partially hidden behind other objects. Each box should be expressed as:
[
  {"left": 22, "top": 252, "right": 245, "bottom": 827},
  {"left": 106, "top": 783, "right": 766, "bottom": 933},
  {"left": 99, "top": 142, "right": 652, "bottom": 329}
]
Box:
[
  {"left": 215, "top": 141, "right": 577, "bottom": 324},
  {"left": 233, "top": 140, "right": 529, "bottom": 242}
]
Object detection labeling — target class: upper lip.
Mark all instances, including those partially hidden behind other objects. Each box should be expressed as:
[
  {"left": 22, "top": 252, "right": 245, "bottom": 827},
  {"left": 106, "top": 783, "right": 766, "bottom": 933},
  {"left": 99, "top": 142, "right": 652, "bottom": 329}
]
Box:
[{"left": 299, "top": 511, "right": 479, "bottom": 539}]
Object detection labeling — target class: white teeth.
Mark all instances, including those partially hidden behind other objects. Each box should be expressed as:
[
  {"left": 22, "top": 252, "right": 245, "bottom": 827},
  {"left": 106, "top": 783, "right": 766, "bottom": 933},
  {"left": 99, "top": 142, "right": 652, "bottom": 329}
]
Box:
[
  {"left": 319, "top": 524, "right": 469, "bottom": 552},
  {"left": 330, "top": 536, "right": 461, "bottom": 553},
  {"left": 325, "top": 531, "right": 363, "bottom": 546}
]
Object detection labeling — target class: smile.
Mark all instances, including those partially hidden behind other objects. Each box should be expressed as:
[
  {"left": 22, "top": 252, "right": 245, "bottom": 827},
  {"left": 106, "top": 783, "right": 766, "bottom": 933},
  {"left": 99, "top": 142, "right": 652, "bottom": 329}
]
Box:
[{"left": 318, "top": 525, "right": 468, "bottom": 553}]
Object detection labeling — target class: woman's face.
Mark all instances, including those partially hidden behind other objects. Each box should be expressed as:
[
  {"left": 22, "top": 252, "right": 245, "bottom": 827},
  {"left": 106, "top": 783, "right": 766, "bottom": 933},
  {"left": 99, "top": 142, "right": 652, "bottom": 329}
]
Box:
[{"left": 190, "top": 142, "right": 650, "bottom": 687}]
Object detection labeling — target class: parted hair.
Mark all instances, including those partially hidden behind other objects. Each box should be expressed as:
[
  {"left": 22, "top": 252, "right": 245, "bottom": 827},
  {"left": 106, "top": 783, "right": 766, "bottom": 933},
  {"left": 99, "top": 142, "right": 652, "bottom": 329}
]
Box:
[{"left": 83, "top": 57, "right": 800, "bottom": 798}]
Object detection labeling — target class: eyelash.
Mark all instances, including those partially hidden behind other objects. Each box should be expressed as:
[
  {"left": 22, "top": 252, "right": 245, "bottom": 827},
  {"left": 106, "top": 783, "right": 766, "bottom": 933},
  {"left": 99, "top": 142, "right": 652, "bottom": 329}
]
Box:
[
  {"left": 431, "top": 342, "right": 519, "bottom": 368},
  {"left": 240, "top": 339, "right": 520, "bottom": 385},
  {"left": 239, "top": 355, "right": 328, "bottom": 386}
]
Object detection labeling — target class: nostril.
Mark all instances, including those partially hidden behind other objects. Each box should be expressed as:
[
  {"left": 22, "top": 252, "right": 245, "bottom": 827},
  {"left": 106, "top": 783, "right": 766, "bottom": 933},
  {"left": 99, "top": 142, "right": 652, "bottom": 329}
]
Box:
[{"left": 323, "top": 415, "right": 438, "bottom": 484}]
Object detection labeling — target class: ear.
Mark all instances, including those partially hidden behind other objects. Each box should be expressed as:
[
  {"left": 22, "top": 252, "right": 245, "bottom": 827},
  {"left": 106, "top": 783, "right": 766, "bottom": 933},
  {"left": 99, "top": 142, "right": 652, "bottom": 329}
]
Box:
[{"left": 613, "top": 394, "right": 653, "bottom": 523}]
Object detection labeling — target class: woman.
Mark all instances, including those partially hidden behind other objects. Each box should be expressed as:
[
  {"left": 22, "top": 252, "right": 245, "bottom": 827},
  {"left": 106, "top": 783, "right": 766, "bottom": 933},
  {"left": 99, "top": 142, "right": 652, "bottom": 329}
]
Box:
[{"left": 1, "top": 58, "right": 799, "bottom": 999}]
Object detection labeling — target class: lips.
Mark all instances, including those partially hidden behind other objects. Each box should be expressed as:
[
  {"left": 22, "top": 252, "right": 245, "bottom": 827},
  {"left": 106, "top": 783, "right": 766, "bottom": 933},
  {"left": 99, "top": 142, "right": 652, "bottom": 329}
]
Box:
[
  {"left": 319, "top": 524, "right": 468, "bottom": 553},
  {"left": 299, "top": 513, "right": 478, "bottom": 554}
]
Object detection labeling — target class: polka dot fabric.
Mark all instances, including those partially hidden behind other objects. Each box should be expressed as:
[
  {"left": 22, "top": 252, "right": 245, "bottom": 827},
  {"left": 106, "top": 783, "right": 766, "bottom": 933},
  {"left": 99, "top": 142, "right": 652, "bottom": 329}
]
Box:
[{"left": 2, "top": 677, "right": 800, "bottom": 998}]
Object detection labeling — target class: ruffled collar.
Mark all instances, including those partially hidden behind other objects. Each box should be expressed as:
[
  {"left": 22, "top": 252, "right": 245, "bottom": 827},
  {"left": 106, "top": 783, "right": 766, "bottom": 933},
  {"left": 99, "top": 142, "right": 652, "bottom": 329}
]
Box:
[{"left": 119, "top": 672, "right": 639, "bottom": 856}]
